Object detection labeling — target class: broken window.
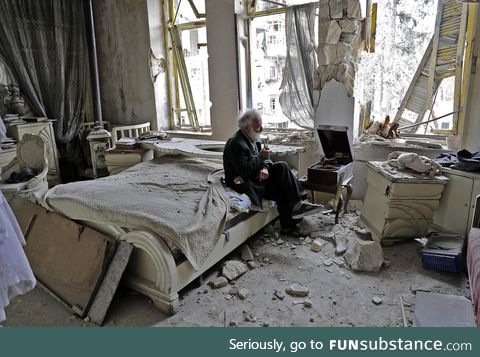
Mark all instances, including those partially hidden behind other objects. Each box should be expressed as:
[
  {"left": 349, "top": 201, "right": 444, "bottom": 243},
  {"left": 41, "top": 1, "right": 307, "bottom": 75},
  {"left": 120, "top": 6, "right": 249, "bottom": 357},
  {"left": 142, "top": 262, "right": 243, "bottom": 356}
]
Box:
[
  {"left": 355, "top": 0, "right": 471, "bottom": 141},
  {"left": 164, "top": 0, "right": 210, "bottom": 132}
]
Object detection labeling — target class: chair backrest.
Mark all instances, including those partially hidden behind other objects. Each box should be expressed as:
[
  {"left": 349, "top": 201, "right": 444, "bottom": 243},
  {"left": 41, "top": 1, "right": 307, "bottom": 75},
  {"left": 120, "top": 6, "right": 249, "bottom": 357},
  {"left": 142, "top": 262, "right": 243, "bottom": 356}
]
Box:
[
  {"left": 78, "top": 121, "right": 111, "bottom": 138},
  {"left": 111, "top": 122, "right": 151, "bottom": 146}
]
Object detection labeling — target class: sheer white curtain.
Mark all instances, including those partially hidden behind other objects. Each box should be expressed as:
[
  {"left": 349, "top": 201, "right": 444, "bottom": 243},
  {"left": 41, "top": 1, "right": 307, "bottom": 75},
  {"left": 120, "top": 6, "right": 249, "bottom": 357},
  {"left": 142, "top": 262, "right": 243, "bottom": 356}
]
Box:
[{"left": 279, "top": 3, "right": 319, "bottom": 129}]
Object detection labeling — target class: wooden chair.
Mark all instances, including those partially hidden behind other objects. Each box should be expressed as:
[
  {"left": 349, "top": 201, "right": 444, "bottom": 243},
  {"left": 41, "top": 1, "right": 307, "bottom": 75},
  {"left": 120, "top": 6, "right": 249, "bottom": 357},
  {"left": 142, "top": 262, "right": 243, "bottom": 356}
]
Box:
[{"left": 110, "top": 122, "right": 151, "bottom": 146}]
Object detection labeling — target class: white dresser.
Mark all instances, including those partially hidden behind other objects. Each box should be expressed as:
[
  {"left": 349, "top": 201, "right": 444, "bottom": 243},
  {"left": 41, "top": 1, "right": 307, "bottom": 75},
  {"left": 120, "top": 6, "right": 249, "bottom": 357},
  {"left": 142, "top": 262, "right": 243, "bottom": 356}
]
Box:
[
  {"left": 360, "top": 161, "right": 449, "bottom": 243},
  {"left": 7, "top": 121, "right": 61, "bottom": 185},
  {"left": 433, "top": 168, "right": 480, "bottom": 236}
]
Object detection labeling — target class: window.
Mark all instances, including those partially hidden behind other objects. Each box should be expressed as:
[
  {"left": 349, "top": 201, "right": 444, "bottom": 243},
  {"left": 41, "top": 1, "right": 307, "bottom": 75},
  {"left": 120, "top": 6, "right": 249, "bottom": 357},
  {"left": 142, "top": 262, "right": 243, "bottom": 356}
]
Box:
[
  {"left": 269, "top": 66, "right": 276, "bottom": 80},
  {"left": 267, "top": 20, "right": 282, "bottom": 32},
  {"left": 270, "top": 97, "right": 276, "bottom": 112},
  {"left": 354, "top": 0, "right": 460, "bottom": 138},
  {"left": 267, "top": 34, "right": 278, "bottom": 45},
  {"left": 164, "top": 0, "right": 210, "bottom": 132},
  {"left": 248, "top": 2, "right": 317, "bottom": 131}
]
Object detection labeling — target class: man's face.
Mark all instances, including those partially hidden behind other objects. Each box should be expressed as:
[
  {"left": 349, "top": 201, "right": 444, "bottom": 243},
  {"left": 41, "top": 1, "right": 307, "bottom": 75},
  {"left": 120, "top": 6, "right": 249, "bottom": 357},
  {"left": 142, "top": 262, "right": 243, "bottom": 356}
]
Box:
[{"left": 248, "top": 117, "right": 263, "bottom": 143}]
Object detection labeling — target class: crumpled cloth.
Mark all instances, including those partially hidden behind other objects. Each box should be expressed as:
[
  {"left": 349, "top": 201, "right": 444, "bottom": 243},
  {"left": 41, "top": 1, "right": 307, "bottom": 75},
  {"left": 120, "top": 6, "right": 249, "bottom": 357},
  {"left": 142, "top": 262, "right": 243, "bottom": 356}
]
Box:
[
  {"left": 435, "top": 149, "right": 480, "bottom": 172},
  {"left": 387, "top": 151, "right": 443, "bottom": 176},
  {"left": 0, "top": 192, "right": 36, "bottom": 322}
]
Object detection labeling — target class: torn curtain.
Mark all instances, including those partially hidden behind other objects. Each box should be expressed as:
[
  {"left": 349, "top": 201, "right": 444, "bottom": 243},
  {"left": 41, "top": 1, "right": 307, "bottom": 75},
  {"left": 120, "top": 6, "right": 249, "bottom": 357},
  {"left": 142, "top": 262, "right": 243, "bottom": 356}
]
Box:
[{"left": 279, "top": 3, "right": 318, "bottom": 129}]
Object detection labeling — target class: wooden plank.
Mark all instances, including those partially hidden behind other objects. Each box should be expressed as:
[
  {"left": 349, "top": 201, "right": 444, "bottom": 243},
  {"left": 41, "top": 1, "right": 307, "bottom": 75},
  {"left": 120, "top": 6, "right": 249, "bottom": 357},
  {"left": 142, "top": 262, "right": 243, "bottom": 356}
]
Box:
[
  {"left": 453, "top": 3, "right": 469, "bottom": 133},
  {"left": 426, "top": 0, "right": 444, "bottom": 109},
  {"left": 8, "top": 196, "right": 43, "bottom": 237},
  {"left": 394, "top": 40, "right": 433, "bottom": 123},
  {"left": 24, "top": 208, "right": 117, "bottom": 316},
  {"left": 88, "top": 241, "right": 134, "bottom": 326}
]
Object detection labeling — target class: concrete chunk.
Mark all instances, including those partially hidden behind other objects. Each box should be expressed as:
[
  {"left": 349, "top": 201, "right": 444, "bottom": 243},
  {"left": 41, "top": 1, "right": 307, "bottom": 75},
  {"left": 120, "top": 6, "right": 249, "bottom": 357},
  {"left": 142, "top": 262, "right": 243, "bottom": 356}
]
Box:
[
  {"left": 344, "top": 239, "right": 384, "bottom": 272},
  {"left": 222, "top": 260, "right": 248, "bottom": 281},
  {"left": 335, "top": 243, "right": 347, "bottom": 255},
  {"left": 310, "top": 239, "right": 324, "bottom": 252},
  {"left": 318, "top": 231, "right": 336, "bottom": 242},
  {"left": 241, "top": 245, "right": 254, "bottom": 261},
  {"left": 303, "top": 299, "right": 313, "bottom": 308},
  {"left": 286, "top": 283, "right": 310, "bottom": 297},
  {"left": 238, "top": 288, "right": 250, "bottom": 300},
  {"left": 210, "top": 276, "right": 228, "bottom": 289},
  {"left": 372, "top": 296, "right": 383, "bottom": 305},
  {"left": 274, "top": 289, "right": 286, "bottom": 300}
]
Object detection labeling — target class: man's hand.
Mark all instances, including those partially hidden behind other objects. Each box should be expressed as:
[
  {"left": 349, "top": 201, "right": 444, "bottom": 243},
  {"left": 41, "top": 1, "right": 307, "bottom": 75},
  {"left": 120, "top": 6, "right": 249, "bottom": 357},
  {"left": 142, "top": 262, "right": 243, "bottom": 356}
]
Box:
[
  {"left": 260, "top": 148, "right": 270, "bottom": 159},
  {"left": 257, "top": 167, "right": 269, "bottom": 182}
]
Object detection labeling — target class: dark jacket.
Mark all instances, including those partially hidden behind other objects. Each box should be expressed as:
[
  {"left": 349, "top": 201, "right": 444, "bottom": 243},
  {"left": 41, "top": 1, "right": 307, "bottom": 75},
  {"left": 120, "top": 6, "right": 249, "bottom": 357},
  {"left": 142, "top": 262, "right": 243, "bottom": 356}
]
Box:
[{"left": 223, "top": 129, "right": 273, "bottom": 206}]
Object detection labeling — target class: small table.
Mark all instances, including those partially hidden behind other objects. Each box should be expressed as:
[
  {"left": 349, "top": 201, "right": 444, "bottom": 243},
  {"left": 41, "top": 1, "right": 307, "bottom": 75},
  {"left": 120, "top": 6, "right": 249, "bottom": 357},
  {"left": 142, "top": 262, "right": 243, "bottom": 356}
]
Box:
[{"left": 299, "top": 174, "right": 353, "bottom": 224}]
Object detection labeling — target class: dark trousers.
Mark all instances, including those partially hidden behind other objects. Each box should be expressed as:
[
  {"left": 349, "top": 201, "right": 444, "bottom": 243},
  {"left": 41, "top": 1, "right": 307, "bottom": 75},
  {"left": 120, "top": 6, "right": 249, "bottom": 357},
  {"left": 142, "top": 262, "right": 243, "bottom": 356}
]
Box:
[{"left": 264, "top": 161, "right": 304, "bottom": 228}]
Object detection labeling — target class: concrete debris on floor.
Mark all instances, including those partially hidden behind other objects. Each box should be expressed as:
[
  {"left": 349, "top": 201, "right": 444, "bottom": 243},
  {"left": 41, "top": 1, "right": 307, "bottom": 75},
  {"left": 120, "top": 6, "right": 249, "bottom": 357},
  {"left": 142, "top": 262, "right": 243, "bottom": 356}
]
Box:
[{"left": 4, "top": 211, "right": 470, "bottom": 327}]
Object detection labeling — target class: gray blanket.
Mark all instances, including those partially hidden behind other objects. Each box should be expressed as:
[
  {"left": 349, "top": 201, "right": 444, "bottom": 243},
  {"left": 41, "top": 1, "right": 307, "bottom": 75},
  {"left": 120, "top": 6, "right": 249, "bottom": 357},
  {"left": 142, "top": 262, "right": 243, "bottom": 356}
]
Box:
[{"left": 44, "top": 156, "right": 228, "bottom": 270}]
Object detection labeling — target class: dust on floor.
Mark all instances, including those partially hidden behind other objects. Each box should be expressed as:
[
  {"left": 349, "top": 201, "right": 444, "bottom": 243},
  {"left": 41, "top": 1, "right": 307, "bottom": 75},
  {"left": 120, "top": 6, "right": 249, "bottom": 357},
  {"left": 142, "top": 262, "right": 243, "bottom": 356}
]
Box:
[{"left": 4, "top": 212, "right": 469, "bottom": 327}]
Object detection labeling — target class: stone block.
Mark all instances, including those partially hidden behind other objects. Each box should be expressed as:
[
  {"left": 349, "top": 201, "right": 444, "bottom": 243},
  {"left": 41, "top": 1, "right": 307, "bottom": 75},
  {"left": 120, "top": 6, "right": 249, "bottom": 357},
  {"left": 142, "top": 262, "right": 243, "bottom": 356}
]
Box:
[
  {"left": 318, "top": 44, "right": 337, "bottom": 65},
  {"left": 339, "top": 19, "right": 359, "bottom": 33},
  {"left": 329, "top": 0, "right": 345, "bottom": 19},
  {"left": 347, "top": 0, "right": 362, "bottom": 19},
  {"left": 335, "top": 42, "right": 352, "bottom": 64},
  {"left": 318, "top": 20, "right": 342, "bottom": 45},
  {"left": 319, "top": 0, "right": 330, "bottom": 19}
]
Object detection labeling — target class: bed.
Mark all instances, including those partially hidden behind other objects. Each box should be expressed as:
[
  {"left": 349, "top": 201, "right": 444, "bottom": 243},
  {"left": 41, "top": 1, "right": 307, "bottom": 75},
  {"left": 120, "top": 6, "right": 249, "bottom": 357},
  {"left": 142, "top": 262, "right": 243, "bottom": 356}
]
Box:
[{"left": 40, "top": 155, "right": 278, "bottom": 315}]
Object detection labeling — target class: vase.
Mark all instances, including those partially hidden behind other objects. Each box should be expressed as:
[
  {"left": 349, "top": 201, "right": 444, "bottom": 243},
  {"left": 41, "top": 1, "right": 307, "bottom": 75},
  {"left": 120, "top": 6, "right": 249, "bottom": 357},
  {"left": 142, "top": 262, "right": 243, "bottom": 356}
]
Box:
[{"left": 3, "top": 83, "right": 25, "bottom": 115}]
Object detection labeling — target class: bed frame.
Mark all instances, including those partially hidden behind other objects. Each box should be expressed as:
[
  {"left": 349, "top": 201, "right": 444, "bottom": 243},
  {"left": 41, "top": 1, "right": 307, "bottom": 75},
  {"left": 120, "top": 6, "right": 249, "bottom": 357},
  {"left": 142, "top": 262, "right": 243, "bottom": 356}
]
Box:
[{"left": 80, "top": 208, "right": 278, "bottom": 315}]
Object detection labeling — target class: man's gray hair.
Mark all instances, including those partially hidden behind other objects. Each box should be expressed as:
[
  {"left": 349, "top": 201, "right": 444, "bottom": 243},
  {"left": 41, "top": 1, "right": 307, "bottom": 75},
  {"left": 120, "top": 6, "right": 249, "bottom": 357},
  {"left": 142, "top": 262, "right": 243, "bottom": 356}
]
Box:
[{"left": 238, "top": 109, "right": 261, "bottom": 129}]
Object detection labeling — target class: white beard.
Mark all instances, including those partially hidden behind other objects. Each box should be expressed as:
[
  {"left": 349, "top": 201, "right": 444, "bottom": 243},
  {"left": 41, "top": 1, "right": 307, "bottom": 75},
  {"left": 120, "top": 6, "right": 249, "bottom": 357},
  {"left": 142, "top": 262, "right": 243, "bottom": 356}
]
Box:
[{"left": 248, "top": 131, "right": 261, "bottom": 143}]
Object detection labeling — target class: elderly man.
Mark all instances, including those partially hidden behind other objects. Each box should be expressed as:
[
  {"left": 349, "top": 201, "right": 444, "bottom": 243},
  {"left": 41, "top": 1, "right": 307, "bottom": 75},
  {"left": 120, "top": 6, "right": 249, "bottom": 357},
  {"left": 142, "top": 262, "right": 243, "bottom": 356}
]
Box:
[{"left": 223, "top": 109, "right": 322, "bottom": 232}]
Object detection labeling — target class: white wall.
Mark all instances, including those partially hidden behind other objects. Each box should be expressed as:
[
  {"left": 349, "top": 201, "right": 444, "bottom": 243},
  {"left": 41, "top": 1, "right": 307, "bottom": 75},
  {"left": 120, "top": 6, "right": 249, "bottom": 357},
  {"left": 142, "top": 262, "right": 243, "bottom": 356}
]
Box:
[{"left": 205, "top": 0, "right": 240, "bottom": 140}]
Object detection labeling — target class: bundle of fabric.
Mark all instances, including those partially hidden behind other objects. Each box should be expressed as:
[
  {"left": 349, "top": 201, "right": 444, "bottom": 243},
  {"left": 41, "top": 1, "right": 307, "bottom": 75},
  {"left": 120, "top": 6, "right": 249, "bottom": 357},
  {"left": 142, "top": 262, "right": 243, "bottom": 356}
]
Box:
[
  {"left": 435, "top": 149, "right": 480, "bottom": 172},
  {"left": 387, "top": 151, "right": 443, "bottom": 176},
  {"left": 0, "top": 191, "right": 36, "bottom": 322}
]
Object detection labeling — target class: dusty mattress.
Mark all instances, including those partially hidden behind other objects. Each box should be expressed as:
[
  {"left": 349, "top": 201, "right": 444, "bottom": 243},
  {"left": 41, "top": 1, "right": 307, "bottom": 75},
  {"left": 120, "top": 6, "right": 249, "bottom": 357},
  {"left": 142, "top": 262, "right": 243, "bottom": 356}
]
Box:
[{"left": 43, "top": 156, "right": 228, "bottom": 270}]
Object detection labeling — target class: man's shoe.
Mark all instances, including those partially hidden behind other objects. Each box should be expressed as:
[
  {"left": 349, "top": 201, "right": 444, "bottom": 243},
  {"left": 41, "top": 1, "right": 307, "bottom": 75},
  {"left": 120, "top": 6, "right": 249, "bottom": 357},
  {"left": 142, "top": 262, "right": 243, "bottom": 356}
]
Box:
[{"left": 292, "top": 201, "right": 324, "bottom": 219}]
